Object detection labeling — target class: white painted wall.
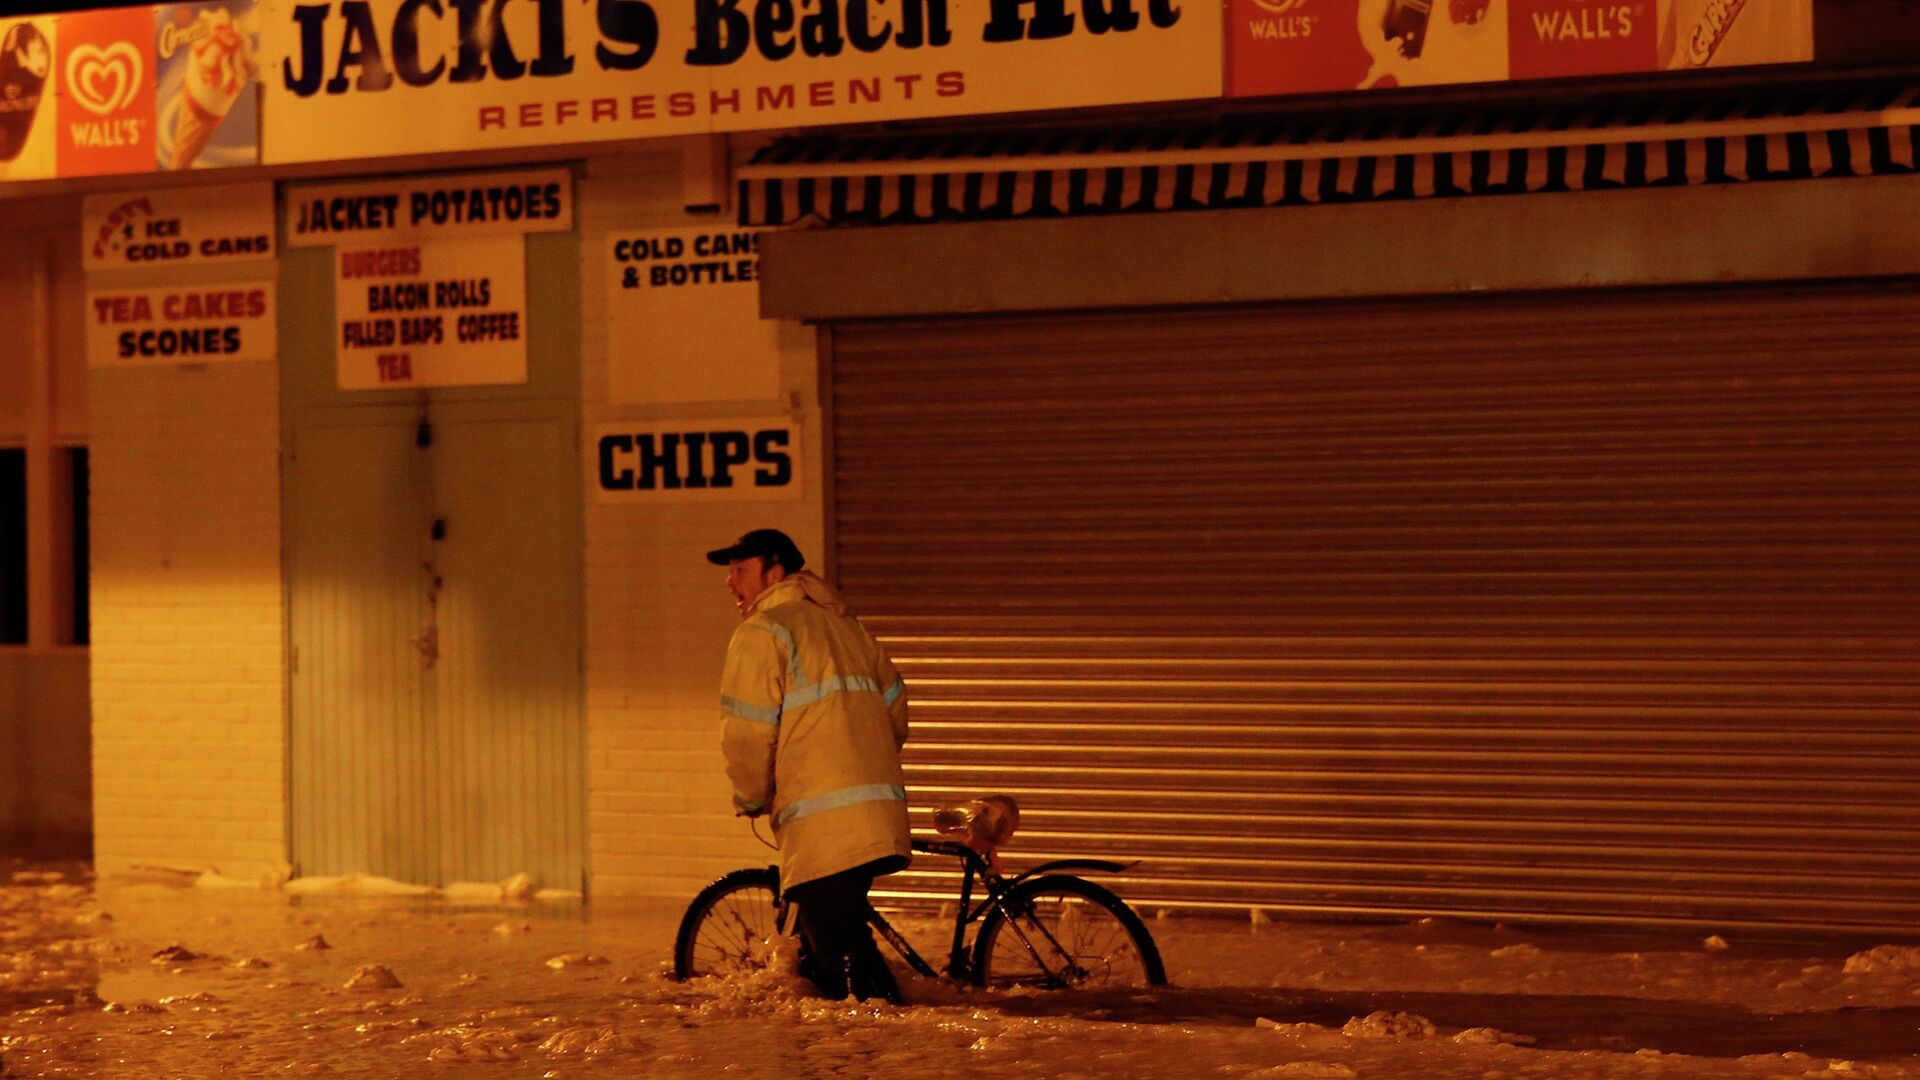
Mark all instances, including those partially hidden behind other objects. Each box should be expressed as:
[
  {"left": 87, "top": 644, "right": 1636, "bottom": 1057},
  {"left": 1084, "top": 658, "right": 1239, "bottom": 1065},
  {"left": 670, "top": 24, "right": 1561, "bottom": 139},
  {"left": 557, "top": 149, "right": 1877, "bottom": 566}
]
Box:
[
  {"left": 87, "top": 241, "right": 288, "bottom": 879},
  {"left": 578, "top": 141, "right": 825, "bottom": 898}
]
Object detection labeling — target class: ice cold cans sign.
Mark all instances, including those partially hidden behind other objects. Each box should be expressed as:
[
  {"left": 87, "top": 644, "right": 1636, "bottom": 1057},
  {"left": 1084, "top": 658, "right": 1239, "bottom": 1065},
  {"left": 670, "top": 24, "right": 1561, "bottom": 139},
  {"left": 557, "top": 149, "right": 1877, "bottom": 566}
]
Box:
[
  {"left": 260, "top": 0, "right": 1222, "bottom": 163},
  {"left": 606, "top": 227, "right": 785, "bottom": 405},
  {"left": 57, "top": 7, "right": 157, "bottom": 177},
  {"left": 592, "top": 419, "right": 801, "bottom": 503},
  {"left": 85, "top": 280, "right": 276, "bottom": 367},
  {"left": 288, "top": 168, "right": 573, "bottom": 245},
  {"left": 82, "top": 182, "right": 275, "bottom": 270},
  {"left": 335, "top": 235, "right": 528, "bottom": 390}
]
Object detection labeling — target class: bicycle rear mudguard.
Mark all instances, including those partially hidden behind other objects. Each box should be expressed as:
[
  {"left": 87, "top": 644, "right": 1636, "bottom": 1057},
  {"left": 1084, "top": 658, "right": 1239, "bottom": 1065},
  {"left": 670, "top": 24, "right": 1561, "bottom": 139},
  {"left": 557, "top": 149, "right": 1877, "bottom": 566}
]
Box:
[{"left": 1000, "top": 858, "right": 1138, "bottom": 892}]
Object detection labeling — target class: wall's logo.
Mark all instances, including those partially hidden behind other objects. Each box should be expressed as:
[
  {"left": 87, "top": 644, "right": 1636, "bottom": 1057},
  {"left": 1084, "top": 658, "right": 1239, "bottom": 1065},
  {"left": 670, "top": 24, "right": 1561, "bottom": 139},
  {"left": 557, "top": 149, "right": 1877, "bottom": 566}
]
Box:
[
  {"left": 65, "top": 41, "right": 142, "bottom": 116},
  {"left": 1247, "top": 0, "right": 1306, "bottom": 14}
]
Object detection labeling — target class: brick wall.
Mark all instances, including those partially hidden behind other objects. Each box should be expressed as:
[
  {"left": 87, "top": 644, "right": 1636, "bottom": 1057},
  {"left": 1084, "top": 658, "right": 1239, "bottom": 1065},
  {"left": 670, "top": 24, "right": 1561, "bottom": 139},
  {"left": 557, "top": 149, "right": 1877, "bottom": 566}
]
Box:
[
  {"left": 89, "top": 357, "right": 286, "bottom": 880},
  {"left": 579, "top": 143, "right": 824, "bottom": 898}
]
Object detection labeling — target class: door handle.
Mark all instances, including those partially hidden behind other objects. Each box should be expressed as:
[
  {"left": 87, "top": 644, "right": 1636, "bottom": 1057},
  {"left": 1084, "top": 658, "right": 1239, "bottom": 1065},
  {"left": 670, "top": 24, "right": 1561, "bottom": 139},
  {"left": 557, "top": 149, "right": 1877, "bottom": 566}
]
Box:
[{"left": 409, "top": 623, "right": 439, "bottom": 669}]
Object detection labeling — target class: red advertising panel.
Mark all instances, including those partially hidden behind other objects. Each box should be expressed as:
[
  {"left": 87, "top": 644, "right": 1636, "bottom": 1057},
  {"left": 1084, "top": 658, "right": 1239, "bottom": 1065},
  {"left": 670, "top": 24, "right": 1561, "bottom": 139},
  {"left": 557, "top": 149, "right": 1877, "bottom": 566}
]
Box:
[
  {"left": 1232, "top": 0, "right": 1508, "bottom": 95},
  {"left": 56, "top": 6, "right": 157, "bottom": 177},
  {"left": 1229, "top": 0, "right": 1372, "bottom": 95},
  {"left": 1229, "top": 0, "right": 1812, "bottom": 96},
  {"left": 1509, "top": 0, "right": 1655, "bottom": 79}
]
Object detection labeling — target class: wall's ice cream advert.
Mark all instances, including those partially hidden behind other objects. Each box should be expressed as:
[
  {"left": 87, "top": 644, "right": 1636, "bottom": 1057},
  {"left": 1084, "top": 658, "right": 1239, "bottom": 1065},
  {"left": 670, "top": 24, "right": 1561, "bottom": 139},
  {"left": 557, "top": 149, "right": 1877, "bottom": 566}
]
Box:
[{"left": 156, "top": 2, "right": 259, "bottom": 170}]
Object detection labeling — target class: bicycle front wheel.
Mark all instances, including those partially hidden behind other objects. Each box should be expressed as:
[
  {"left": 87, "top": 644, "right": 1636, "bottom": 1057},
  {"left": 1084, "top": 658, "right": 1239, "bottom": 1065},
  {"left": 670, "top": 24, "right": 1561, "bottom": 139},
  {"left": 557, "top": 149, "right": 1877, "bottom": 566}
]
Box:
[
  {"left": 972, "top": 875, "right": 1166, "bottom": 989},
  {"left": 673, "top": 868, "right": 785, "bottom": 980}
]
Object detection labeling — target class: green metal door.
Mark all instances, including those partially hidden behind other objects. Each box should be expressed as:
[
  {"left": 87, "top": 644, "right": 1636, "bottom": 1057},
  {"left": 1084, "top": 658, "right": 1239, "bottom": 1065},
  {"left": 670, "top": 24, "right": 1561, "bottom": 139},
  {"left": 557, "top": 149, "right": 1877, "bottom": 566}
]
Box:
[{"left": 283, "top": 225, "right": 584, "bottom": 891}]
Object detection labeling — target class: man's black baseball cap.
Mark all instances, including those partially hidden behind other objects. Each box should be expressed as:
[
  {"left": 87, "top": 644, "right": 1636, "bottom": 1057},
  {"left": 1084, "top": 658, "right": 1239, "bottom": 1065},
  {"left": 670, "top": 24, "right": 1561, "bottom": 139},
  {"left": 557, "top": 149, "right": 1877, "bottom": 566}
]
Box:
[{"left": 706, "top": 529, "right": 806, "bottom": 572}]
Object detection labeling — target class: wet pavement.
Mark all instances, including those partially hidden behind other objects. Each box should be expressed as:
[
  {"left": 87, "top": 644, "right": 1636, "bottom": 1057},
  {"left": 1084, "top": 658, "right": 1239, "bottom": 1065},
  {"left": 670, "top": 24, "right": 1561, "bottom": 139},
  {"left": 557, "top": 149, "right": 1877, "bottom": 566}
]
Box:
[{"left": 4, "top": 857, "right": 1919, "bottom": 1078}]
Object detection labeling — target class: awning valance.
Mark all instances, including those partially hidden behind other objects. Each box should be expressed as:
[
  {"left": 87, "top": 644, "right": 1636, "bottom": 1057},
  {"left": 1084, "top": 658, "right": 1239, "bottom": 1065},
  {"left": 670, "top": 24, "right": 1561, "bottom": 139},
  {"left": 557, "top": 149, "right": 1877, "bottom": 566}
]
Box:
[{"left": 738, "top": 85, "right": 1920, "bottom": 227}]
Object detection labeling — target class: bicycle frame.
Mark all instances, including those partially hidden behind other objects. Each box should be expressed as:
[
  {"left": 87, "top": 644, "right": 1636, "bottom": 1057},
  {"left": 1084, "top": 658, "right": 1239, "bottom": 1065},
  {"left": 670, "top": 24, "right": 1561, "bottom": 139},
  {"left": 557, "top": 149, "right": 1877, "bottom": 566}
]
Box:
[{"left": 860, "top": 838, "right": 1139, "bottom": 984}]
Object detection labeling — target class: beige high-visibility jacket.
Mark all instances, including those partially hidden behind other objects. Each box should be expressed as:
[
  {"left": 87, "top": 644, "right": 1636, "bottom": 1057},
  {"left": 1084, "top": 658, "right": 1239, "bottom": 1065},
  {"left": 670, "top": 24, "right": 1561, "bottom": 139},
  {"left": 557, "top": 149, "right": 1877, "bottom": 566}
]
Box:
[{"left": 720, "top": 572, "right": 911, "bottom": 890}]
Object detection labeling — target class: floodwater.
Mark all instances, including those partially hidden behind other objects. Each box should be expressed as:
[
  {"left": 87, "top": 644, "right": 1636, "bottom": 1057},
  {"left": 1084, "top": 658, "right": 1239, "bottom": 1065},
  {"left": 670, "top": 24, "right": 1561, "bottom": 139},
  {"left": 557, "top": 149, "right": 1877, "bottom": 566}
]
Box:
[{"left": 4, "top": 858, "right": 1919, "bottom": 1078}]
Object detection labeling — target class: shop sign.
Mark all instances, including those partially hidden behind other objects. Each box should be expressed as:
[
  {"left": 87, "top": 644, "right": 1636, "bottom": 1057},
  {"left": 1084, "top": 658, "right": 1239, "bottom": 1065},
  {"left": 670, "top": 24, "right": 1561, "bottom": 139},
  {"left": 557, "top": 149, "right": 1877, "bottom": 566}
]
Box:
[
  {"left": 0, "top": 16, "right": 57, "bottom": 182},
  {"left": 288, "top": 168, "right": 573, "bottom": 246},
  {"left": 155, "top": 2, "right": 263, "bottom": 171},
  {"left": 1228, "top": 0, "right": 1811, "bottom": 96},
  {"left": 82, "top": 181, "right": 275, "bottom": 270},
  {"left": 606, "top": 226, "right": 782, "bottom": 405},
  {"left": 334, "top": 235, "right": 528, "bottom": 390},
  {"left": 85, "top": 279, "right": 276, "bottom": 367},
  {"left": 592, "top": 418, "right": 801, "bottom": 503},
  {"left": 0, "top": 3, "right": 260, "bottom": 182},
  {"left": 56, "top": 7, "right": 157, "bottom": 177},
  {"left": 259, "top": 0, "right": 1223, "bottom": 164}
]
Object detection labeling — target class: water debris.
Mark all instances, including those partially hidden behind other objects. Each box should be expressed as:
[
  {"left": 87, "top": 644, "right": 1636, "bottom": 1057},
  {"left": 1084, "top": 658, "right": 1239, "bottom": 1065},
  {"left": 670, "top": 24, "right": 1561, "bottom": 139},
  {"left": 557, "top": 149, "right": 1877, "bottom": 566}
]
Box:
[
  {"left": 537, "top": 1026, "right": 643, "bottom": 1058},
  {"left": 230, "top": 956, "right": 271, "bottom": 970},
  {"left": 1702, "top": 934, "right": 1731, "bottom": 952},
  {"left": 1489, "top": 943, "right": 1541, "bottom": 959},
  {"left": 402, "top": 1024, "right": 527, "bottom": 1063},
  {"left": 150, "top": 944, "right": 202, "bottom": 964},
  {"left": 1253, "top": 1064, "right": 1356, "bottom": 1078},
  {"left": 344, "top": 964, "right": 404, "bottom": 990},
  {"left": 545, "top": 953, "right": 611, "bottom": 970},
  {"left": 1341, "top": 1011, "right": 1437, "bottom": 1039},
  {"left": 1843, "top": 945, "right": 1920, "bottom": 976},
  {"left": 1451, "top": 1027, "right": 1537, "bottom": 1046},
  {"left": 194, "top": 869, "right": 274, "bottom": 890},
  {"left": 294, "top": 934, "right": 331, "bottom": 951},
  {"left": 100, "top": 1001, "right": 164, "bottom": 1014},
  {"left": 444, "top": 873, "right": 538, "bottom": 903},
  {"left": 9, "top": 871, "right": 65, "bottom": 884},
  {"left": 284, "top": 873, "right": 438, "bottom": 898},
  {"left": 491, "top": 921, "right": 533, "bottom": 937},
  {"left": 1254, "top": 1020, "right": 1349, "bottom": 1051}
]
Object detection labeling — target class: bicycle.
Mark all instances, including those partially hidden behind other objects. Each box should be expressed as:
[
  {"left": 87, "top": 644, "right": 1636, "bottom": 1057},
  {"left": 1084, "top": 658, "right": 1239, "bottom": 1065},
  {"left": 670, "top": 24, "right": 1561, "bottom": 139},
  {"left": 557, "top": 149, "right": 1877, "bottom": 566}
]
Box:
[{"left": 673, "top": 796, "right": 1167, "bottom": 991}]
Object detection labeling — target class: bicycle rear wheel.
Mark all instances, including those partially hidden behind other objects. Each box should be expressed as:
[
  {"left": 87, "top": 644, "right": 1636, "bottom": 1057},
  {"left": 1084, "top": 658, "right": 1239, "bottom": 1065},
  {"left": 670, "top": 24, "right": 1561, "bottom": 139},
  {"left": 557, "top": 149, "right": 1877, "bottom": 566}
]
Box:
[
  {"left": 673, "top": 868, "right": 785, "bottom": 980},
  {"left": 972, "top": 875, "right": 1167, "bottom": 989}
]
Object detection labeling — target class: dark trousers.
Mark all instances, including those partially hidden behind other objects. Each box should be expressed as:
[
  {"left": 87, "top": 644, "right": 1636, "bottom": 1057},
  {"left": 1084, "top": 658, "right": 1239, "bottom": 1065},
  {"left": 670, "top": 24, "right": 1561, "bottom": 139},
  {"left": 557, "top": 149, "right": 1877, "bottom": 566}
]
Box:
[{"left": 785, "top": 860, "right": 903, "bottom": 1004}]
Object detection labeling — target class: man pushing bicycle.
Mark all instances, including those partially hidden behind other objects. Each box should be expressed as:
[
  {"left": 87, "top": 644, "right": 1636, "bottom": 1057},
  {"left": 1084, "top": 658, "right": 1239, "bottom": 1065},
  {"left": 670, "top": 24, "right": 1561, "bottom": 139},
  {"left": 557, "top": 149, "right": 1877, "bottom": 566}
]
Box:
[{"left": 708, "top": 528, "right": 911, "bottom": 1005}]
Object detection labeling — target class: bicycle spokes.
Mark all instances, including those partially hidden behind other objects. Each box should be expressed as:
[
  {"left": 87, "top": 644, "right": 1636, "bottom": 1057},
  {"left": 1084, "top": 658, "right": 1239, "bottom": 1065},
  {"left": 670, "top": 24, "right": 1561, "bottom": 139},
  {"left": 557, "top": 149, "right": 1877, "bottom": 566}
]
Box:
[{"left": 688, "top": 884, "right": 782, "bottom": 975}]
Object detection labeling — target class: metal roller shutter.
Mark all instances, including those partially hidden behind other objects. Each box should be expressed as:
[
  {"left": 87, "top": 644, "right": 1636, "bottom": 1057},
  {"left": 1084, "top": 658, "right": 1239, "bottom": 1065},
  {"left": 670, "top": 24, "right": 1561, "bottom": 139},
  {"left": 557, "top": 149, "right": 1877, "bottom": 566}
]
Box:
[{"left": 828, "top": 282, "right": 1920, "bottom": 936}]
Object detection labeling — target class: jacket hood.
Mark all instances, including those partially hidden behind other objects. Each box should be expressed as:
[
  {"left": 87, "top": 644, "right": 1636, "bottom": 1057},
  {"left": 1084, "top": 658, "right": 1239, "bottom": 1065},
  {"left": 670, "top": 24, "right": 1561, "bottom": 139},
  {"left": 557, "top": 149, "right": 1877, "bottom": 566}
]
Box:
[{"left": 750, "top": 571, "right": 850, "bottom": 617}]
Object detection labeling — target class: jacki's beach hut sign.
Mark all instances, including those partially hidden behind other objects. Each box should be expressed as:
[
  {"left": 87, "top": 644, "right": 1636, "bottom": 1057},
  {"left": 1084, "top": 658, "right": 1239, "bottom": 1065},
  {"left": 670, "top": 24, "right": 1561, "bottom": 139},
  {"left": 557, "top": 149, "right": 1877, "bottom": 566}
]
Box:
[{"left": 261, "top": 0, "right": 1224, "bottom": 163}]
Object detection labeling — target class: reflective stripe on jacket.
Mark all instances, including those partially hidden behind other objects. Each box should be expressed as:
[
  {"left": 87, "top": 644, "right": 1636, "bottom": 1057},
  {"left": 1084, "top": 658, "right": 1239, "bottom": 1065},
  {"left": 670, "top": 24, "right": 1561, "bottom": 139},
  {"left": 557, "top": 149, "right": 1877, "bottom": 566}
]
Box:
[{"left": 720, "top": 572, "right": 910, "bottom": 889}]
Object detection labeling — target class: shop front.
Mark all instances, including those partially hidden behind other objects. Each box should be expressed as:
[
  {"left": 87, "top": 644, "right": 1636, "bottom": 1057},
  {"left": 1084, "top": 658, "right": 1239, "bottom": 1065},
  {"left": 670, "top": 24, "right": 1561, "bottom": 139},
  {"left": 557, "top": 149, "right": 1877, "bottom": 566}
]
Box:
[{"left": 0, "top": 0, "right": 1913, "bottom": 932}]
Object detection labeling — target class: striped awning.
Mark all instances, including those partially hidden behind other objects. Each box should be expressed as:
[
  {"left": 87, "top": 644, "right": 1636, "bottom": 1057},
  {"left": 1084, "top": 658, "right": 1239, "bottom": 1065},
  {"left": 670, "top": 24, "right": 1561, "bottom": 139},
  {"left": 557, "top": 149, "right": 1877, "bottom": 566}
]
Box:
[{"left": 738, "top": 84, "right": 1920, "bottom": 228}]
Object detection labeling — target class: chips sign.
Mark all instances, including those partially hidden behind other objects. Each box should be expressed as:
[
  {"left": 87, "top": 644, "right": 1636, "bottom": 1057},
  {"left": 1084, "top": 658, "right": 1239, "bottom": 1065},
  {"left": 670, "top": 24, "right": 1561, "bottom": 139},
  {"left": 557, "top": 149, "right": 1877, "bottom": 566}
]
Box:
[
  {"left": 591, "top": 418, "right": 802, "bottom": 503},
  {"left": 260, "top": 0, "right": 1223, "bottom": 162}
]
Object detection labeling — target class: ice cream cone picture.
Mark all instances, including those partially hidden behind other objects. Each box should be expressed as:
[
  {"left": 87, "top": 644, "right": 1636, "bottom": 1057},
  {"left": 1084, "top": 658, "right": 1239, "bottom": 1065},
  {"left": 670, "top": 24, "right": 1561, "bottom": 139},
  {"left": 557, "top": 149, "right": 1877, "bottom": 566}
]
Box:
[
  {"left": 0, "top": 21, "right": 50, "bottom": 163},
  {"left": 159, "top": 6, "right": 254, "bottom": 170}
]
